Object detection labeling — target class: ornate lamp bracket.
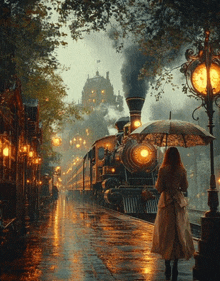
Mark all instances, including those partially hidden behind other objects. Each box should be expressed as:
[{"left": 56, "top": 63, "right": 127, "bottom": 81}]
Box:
[
  {"left": 192, "top": 101, "right": 204, "bottom": 121},
  {"left": 215, "top": 95, "right": 220, "bottom": 108}
]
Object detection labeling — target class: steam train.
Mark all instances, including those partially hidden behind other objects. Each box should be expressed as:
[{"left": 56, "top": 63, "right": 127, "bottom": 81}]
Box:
[{"left": 65, "top": 97, "right": 160, "bottom": 215}]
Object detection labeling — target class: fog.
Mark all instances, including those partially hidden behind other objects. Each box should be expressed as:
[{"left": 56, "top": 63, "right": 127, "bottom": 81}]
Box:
[{"left": 56, "top": 28, "right": 220, "bottom": 211}]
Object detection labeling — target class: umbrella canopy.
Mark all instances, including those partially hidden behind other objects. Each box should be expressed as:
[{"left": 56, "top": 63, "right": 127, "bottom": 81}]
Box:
[{"left": 130, "top": 119, "right": 215, "bottom": 147}]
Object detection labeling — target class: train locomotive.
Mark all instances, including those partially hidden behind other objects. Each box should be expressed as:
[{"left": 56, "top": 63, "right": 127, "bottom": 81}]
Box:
[{"left": 65, "top": 97, "right": 160, "bottom": 215}]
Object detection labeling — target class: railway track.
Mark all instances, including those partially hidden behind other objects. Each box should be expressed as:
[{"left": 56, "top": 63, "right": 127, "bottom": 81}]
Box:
[
  {"left": 98, "top": 205, "right": 202, "bottom": 240},
  {"left": 190, "top": 222, "right": 201, "bottom": 239},
  {"left": 129, "top": 213, "right": 201, "bottom": 239}
]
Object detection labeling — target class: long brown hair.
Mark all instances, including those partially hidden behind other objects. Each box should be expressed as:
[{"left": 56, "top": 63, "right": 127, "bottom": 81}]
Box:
[{"left": 161, "top": 147, "right": 184, "bottom": 168}]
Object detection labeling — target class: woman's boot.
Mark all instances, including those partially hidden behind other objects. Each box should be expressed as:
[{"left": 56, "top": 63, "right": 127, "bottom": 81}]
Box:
[
  {"left": 172, "top": 259, "right": 178, "bottom": 281},
  {"left": 165, "top": 260, "right": 171, "bottom": 280}
]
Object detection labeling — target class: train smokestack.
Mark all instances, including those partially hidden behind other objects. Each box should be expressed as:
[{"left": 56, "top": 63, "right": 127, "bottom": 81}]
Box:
[
  {"left": 115, "top": 116, "right": 130, "bottom": 133},
  {"left": 126, "top": 97, "right": 145, "bottom": 132}
]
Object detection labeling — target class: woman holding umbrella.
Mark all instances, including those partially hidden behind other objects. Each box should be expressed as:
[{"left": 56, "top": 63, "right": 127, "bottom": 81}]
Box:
[{"left": 151, "top": 147, "right": 195, "bottom": 281}]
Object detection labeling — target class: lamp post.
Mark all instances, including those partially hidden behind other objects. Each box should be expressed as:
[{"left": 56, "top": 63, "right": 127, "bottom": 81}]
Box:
[{"left": 181, "top": 30, "right": 220, "bottom": 281}]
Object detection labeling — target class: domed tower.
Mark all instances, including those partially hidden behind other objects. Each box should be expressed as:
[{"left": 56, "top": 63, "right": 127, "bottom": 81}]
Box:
[{"left": 81, "top": 71, "right": 123, "bottom": 111}]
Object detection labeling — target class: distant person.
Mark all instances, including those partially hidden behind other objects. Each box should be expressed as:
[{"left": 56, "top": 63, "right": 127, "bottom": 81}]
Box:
[
  {"left": 52, "top": 185, "right": 59, "bottom": 200},
  {"left": 151, "top": 147, "right": 194, "bottom": 281}
]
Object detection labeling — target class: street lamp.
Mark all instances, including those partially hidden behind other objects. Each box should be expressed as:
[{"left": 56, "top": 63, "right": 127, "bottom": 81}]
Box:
[
  {"left": 52, "top": 135, "right": 62, "bottom": 147},
  {"left": 181, "top": 30, "right": 220, "bottom": 281}
]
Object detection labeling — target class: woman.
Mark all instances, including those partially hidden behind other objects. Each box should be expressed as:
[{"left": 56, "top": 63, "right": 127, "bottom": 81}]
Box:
[{"left": 151, "top": 147, "right": 195, "bottom": 281}]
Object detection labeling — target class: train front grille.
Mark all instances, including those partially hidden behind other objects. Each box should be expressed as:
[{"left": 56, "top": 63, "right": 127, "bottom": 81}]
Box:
[
  {"left": 122, "top": 195, "right": 144, "bottom": 214},
  {"left": 145, "top": 197, "right": 159, "bottom": 214}
]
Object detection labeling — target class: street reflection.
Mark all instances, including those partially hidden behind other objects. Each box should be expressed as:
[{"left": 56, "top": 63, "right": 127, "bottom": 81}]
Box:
[
  {"left": 53, "top": 201, "right": 59, "bottom": 248},
  {"left": 0, "top": 195, "right": 193, "bottom": 280}
]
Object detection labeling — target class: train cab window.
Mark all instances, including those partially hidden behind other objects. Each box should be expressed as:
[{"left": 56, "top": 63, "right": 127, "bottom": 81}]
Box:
[
  {"left": 88, "top": 148, "right": 95, "bottom": 165},
  {"left": 124, "top": 122, "right": 131, "bottom": 137},
  {"left": 98, "top": 147, "right": 105, "bottom": 160}
]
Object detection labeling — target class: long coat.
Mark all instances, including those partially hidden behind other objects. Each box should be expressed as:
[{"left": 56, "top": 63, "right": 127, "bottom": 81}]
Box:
[{"left": 151, "top": 165, "right": 195, "bottom": 260}]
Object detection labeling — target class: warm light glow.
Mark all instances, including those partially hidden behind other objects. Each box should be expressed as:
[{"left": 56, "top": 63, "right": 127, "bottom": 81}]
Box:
[
  {"left": 55, "top": 166, "right": 60, "bottom": 172},
  {"left": 3, "top": 147, "right": 9, "bottom": 157},
  {"left": 111, "top": 168, "right": 115, "bottom": 173},
  {"left": 192, "top": 63, "right": 220, "bottom": 95},
  {"left": 134, "top": 120, "right": 142, "bottom": 128},
  {"left": 29, "top": 150, "right": 34, "bottom": 158},
  {"left": 52, "top": 136, "right": 62, "bottom": 147},
  {"left": 141, "top": 149, "right": 149, "bottom": 158},
  {"left": 22, "top": 145, "right": 28, "bottom": 153},
  {"left": 76, "top": 144, "right": 80, "bottom": 148},
  {"left": 133, "top": 145, "right": 151, "bottom": 165}
]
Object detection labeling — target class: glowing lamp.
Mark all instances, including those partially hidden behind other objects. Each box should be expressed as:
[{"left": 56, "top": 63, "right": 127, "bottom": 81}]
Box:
[
  {"left": 3, "top": 147, "right": 9, "bottom": 157},
  {"left": 21, "top": 145, "right": 28, "bottom": 153},
  {"left": 29, "top": 150, "right": 34, "bottom": 158},
  {"left": 133, "top": 120, "right": 142, "bottom": 128},
  {"left": 52, "top": 136, "right": 62, "bottom": 147},
  {"left": 121, "top": 139, "right": 157, "bottom": 173},
  {"left": 140, "top": 149, "right": 149, "bottom": 158},
  {"left": 55, "top": 166, "right": 60, "bottom": 171},
  {"left": 191, "top": 63, "right": 220, "bottom": 95},
  {"left": 133, "top": 146, "right": 150, "bottom": 165}
]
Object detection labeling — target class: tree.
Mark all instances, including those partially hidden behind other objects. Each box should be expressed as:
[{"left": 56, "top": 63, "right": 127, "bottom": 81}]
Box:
[
  {"left": 60, "top": 0, "right": 220, "bottom": 77},
  {"left": 0, "top": 0, "right": 83, "bottom": 167}
]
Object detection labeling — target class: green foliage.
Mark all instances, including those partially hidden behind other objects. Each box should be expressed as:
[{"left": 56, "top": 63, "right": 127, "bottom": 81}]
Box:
[
  {"left": 0, "top": 0, "right": 83, "bottom": 167},
  {"left": 61, "top": 0, "right": 220, "bottom": 95}
]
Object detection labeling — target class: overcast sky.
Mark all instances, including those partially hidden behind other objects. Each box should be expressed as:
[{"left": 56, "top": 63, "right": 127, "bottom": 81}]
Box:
[
  {"left": 56, "top": 28, "right": 190, "bottom": 123},
  {"left": 56, "top": 31, "right": 124, "bottom": 103}
]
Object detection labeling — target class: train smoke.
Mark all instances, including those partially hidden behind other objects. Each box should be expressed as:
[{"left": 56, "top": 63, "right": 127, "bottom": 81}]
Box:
[{"left": 121, "top": 44, "right": 152, "bottom": 99}]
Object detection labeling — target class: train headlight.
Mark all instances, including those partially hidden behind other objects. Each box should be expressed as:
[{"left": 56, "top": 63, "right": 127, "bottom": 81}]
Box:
[
  {"left": 121, "top": 139, "right": 157, "bottom": 173},
  {"left": 133, "top": 146, "right": 150, "bottom": 165},
  {"left": 141, "top": 149, "right": 149, "bottom": 158}
]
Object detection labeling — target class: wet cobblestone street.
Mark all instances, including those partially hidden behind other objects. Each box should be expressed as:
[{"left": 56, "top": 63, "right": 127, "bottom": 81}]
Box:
[{"left": 0, "top": 195, "right": 197, "bottom": 280}]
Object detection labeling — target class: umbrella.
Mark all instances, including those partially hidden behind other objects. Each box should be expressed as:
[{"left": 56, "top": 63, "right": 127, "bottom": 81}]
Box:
[{"left": 130, "top": 119, "right": 215, "bottom": 147}]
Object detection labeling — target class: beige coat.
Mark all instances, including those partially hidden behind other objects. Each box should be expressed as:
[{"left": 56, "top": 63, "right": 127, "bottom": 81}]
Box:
[{"left": 151, "top": 165, "right": 195, "bottom": 260}]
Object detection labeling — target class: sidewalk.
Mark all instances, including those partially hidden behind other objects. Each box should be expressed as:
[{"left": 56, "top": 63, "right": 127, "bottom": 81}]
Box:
[{"left": 0, "top": 196, "right": 198, "bottom": 281}]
